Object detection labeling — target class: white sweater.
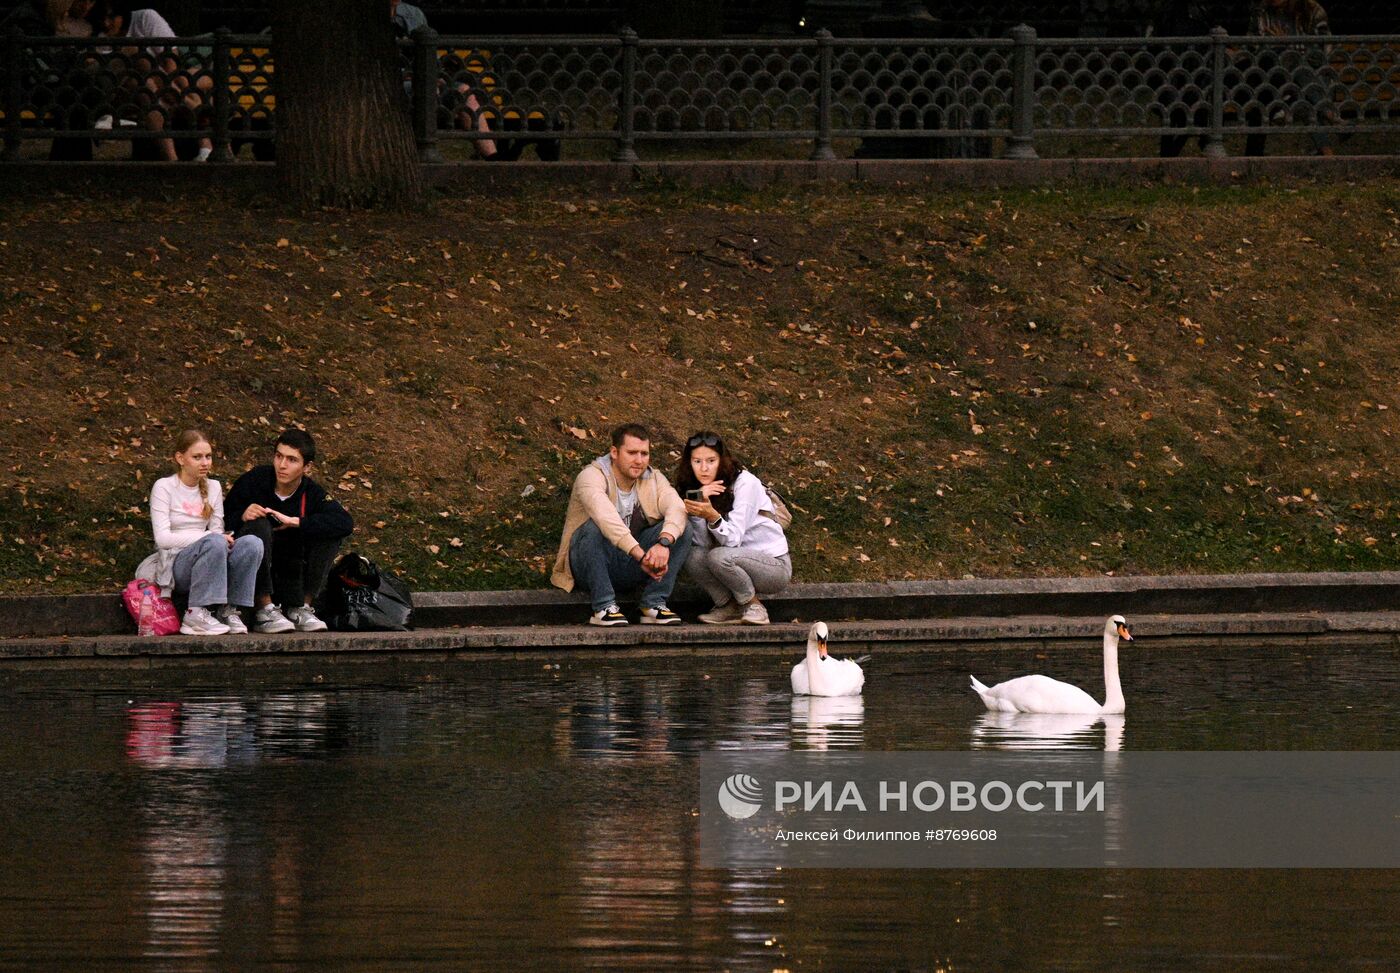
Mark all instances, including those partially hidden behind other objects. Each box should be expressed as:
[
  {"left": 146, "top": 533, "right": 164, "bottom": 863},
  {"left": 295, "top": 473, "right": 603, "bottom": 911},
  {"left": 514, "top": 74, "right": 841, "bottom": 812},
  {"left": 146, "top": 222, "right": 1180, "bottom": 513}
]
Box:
[
  {"left": 137, "top": 475, "right": 225, "bottom": 593},
  {"left": 691, "top": 469, "right": 789, "bottom": 559},
  {"left": 150, "top": 473, "right": 224, "bottom": 550}
]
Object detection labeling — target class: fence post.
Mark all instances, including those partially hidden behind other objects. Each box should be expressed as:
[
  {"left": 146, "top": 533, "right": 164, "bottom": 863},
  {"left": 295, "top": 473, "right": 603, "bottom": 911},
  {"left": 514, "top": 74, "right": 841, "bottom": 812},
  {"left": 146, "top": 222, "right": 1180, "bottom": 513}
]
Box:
[
  {"left": 613, "top": 27, "right": 638, "bottom": 163},
  {"left": 3, "top": 28, "right": 22, "bottom": 162},
  {"left": 810, "top": 29, "right": 835, "bottom": 161},
  {"left": 1204, "top": 26, "right": 1228, "bottom": 158},
  {"left": 210, "top": 28, "right": 234, "bottom": 163},
  {"left": 411, "top": 26, "right": 443, "bottom": 164},
  {"left": 1004, "top": 24, "right": 1038, "bottom": 160}
]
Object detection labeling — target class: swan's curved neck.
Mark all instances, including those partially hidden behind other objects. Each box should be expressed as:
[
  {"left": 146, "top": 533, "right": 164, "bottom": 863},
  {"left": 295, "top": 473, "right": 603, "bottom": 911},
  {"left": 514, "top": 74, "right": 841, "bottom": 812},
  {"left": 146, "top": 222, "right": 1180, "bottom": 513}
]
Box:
[
  {"left": 1101, "top": 630, "right": 1124, "bottom": 714},
  {"left": 805, "top": 640, "right": 827, "bottom": 695}
]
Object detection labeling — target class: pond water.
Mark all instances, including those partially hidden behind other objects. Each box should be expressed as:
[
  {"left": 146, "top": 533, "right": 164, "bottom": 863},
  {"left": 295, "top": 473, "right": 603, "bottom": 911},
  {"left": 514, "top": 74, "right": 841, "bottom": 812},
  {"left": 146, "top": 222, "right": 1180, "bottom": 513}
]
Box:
[{"left": 0, "top": 640, "right": 1397, "bottom": 971}]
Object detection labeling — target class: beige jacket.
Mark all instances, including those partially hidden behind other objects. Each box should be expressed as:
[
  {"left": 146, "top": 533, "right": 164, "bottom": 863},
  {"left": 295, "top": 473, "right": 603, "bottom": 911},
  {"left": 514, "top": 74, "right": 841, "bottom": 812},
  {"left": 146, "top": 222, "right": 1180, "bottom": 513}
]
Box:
[{"left": 550, "top": 455, "right": 688, "bottom": 592}]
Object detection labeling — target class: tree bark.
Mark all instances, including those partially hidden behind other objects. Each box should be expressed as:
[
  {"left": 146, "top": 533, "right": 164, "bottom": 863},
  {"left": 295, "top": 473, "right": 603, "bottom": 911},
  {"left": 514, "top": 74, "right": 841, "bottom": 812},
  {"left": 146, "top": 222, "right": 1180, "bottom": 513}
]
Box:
[{"left": 271, "top": 0, "right": 421, "bottom": 209}]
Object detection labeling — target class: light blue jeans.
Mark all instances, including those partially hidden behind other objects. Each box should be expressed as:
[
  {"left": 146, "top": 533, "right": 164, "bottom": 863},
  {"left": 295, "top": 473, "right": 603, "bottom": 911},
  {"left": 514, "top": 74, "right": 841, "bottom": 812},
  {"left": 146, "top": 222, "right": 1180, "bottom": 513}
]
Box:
[{"left": 172, "top": 533, "right": 263, "bottom": 609}]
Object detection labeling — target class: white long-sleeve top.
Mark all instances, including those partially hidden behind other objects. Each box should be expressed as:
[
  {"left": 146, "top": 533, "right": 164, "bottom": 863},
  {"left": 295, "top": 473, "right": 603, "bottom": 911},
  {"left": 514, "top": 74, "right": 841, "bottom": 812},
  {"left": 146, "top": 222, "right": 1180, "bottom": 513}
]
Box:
[
  {"left": 692, "top": 469, "right": 789, "bottom": 559},
  {"left": 137, "top": 474, "right": 225, "bottom": 595},
  {"left": 150, "top": 474, "right": 224, "bottom": 550}
]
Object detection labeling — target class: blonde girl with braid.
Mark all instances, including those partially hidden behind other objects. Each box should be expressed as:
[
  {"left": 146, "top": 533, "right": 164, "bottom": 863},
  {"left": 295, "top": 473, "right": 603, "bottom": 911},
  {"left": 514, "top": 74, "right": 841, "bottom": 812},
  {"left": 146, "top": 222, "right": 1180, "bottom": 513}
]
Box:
[{"left": 135, "top": 430, "right": 263, "bottom": 635}]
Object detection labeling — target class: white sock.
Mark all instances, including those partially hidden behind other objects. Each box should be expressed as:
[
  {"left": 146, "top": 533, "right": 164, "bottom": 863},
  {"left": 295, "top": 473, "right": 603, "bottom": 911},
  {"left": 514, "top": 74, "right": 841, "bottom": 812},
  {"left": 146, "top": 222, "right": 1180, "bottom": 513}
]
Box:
[{"left": 195, "top": 146, "right": 212, "bottom": 162}]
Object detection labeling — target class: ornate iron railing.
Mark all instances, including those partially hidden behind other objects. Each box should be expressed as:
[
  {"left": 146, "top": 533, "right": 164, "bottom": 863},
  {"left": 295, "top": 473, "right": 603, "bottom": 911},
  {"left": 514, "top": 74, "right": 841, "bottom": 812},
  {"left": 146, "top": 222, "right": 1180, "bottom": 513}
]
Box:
[{"left": 3, "top": 27, "right": 1397, "bottom": 162}]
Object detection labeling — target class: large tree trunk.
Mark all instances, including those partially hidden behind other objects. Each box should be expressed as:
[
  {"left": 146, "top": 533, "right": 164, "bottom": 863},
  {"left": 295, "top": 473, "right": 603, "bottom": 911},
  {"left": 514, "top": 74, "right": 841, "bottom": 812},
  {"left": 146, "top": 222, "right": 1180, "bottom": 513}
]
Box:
[{"left": 272, "top": 0, "right": 421, "bottom": 209}]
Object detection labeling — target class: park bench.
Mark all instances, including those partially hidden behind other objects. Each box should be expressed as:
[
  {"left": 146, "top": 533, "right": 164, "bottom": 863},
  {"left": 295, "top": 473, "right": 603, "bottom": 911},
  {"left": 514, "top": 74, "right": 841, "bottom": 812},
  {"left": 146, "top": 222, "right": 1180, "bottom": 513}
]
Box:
[
  {"left": 0, "top": 34, "right": 561, "bottom": 161},
  {"left": 221, "top": 41, "right": 562, "bottom": 162}
]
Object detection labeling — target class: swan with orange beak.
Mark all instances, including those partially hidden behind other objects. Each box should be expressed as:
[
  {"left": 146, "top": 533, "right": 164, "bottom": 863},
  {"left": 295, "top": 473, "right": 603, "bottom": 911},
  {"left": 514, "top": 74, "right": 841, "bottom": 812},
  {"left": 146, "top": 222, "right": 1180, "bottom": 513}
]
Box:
[
  {"left": 970, "top": 615, "right": 1133, "bottom": 714},
  {"left": 791, "top": 621, "right": 866, "bottom": 697}
]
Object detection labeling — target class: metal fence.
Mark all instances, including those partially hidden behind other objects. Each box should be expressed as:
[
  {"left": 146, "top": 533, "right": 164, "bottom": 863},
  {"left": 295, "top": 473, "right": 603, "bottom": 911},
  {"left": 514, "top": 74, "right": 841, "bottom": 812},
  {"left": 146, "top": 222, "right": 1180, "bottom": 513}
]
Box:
[{"left": 3, "top": 27, "right": 1397, "bottom": 162}]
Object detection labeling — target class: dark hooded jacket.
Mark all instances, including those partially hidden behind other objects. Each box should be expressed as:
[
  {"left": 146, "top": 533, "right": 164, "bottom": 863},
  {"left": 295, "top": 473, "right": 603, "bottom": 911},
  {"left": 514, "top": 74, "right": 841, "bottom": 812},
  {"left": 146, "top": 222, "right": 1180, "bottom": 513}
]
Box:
[{"left": 225, "top": 465, "right": 354, "bottom": 541}]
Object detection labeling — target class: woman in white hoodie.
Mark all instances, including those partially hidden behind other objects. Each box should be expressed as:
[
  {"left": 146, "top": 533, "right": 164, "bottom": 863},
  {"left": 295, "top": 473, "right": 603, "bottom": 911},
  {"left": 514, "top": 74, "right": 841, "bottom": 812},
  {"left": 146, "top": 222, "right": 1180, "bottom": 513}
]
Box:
[
  {"left": 136, "top": 429, "right": 262, "bottom": 635},
  {"left": 677, "top": 431, "right": 791, "bottom": 625}
]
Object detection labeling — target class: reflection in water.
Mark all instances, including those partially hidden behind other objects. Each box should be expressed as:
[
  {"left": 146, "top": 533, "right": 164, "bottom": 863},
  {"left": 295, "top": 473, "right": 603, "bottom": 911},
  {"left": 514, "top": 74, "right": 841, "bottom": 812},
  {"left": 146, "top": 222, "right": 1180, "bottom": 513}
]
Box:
[
  {"left": 970, "top": 711, "right": 1129, "bottom": 864},
  {"left": 970, "top": 711, "right": 1125, "bottom": 752},
  {"left": 790, "top": 695, "right": 866, "bottom": 751},
  {"left": 124, "top": 696, "right": 332, "bottom": 967},
  {"left": 127, "top": 702, "right": 239, "bottom": 966},
  {"left": 136, "top": 777, "right": 227, "bottom": 969}
]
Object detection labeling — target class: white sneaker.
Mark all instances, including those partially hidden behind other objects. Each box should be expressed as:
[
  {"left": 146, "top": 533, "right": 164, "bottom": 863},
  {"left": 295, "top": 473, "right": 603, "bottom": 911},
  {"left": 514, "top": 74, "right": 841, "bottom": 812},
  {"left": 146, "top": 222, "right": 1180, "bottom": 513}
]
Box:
[
  {"left": 94, "top": 114, "right": 113, "bottom": 131},
  {"left": 180, "top": 606, "right": 231, "bottom": 636},
  {"left": 589, "top": 604, "right": 628, "bottom": 626},
  {"left": 253, "top": 604, "right": 296, "bottom": 634},
  {"left": 740, "top": 601, "right": 771, "bottom": 626},
  {"left": 288, "top": 605, "right": 328, "bottom": 632},
  {"left": 215, "top": 605, "right": 248, "bottom": 634},
  {"left": 698, "top": 601, "right": 743, "bottom": 625}
]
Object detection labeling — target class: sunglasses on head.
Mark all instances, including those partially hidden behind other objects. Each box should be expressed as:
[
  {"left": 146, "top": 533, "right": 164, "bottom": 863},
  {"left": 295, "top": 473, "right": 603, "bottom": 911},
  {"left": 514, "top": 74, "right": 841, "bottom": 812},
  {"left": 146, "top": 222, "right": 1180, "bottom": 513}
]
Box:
[{"left": 687, "top": 434, "right": 720, "bottom": 449}]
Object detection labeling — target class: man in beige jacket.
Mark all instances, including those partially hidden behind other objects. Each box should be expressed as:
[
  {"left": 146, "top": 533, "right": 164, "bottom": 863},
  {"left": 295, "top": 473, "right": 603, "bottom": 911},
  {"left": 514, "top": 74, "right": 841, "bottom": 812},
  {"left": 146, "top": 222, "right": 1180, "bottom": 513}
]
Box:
[{"left": 551, "top": 423, "right": 692, "bottom": 625}]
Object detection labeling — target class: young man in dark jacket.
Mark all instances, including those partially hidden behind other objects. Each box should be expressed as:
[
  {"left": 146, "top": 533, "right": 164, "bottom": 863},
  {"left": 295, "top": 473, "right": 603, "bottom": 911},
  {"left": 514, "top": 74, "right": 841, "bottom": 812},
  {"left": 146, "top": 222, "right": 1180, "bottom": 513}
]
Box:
[{"left": 226, "top": 429, "right": 353, "bottom": 633}]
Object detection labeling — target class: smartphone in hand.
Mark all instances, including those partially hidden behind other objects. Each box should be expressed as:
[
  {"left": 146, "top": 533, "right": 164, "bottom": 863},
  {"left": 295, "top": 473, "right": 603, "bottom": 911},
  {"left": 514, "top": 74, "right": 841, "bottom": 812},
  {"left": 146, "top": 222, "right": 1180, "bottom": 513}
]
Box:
[{"left": 686, "top": 489, "right": 705, "bottom": 501}]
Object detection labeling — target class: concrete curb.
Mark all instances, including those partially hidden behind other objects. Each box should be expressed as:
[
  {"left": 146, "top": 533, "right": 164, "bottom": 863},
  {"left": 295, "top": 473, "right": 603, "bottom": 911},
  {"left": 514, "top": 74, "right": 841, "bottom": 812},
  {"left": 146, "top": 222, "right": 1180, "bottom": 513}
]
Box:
[
  {"left": 5, "top": 571, "right": 1400, "bottom": 639},
  {"left": 3, "top": 611, "right": 1399, "bottom": 674}
]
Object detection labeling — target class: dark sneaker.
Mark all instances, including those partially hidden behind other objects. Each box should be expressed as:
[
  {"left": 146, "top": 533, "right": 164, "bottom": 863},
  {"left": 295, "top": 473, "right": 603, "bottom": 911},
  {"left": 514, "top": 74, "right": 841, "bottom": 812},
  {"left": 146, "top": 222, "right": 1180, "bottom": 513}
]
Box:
[
  {"left": 589, "top": 605, "right": 628, "bottom": 627},
  {"left": 640, "top": 604, "right": 682, "bottom": 625}
]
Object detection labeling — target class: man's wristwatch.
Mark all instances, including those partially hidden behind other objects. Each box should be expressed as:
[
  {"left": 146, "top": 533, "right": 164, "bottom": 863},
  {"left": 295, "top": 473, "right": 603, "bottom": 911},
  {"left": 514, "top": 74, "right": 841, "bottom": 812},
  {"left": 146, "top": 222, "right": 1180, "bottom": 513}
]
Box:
[{"left": 658, "top": 536, "right": 673, "bottom": 548}]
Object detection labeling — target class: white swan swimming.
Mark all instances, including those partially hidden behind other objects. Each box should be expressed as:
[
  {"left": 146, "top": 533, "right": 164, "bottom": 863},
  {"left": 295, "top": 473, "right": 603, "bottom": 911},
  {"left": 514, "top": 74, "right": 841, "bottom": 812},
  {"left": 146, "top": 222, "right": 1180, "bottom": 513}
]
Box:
[
  {"left": 790, "top": 621, "right": 865, "bottom": 697},
  {"left": 970, "top": 615, "right": 1132, "bottom": 714}
]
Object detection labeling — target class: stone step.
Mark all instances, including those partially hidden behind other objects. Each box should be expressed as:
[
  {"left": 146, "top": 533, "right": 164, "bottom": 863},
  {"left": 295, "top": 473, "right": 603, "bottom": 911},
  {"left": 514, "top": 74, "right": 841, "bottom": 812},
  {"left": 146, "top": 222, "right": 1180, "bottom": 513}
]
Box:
[
  {"left": 4, "top": 611, "right": 1400, "bottom": 672},
  {"left": 4, "top": 571, "right": 1400, "bottom": 638}
]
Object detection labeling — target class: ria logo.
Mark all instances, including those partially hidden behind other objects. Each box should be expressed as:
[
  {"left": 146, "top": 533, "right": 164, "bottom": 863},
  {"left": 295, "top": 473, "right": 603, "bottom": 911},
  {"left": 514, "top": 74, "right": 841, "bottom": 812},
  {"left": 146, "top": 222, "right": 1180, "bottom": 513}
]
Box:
[{"left": 717, "top": 773, "right": 764, "bottom": 820}]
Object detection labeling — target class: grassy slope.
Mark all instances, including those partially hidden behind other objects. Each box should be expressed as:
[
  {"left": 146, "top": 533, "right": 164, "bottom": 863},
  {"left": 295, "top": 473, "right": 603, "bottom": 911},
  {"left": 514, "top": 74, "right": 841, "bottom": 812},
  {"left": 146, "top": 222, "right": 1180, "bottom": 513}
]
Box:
[{"left": 1, "top": 178, "right": 1398, "bottom": 594}]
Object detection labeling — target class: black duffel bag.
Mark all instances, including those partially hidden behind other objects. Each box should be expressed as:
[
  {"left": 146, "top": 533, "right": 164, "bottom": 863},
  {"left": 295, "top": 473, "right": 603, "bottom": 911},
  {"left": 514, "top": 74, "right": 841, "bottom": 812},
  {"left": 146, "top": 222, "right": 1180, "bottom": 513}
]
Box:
[{"left": 317, "top": 552, "right": 414, "bottom": 632}]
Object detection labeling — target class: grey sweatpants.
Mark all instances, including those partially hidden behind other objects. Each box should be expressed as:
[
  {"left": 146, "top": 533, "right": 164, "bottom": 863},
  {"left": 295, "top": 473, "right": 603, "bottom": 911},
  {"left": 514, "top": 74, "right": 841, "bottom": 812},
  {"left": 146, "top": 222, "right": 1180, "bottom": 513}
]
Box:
[{"left": 683, "top": 546, "right": 792, "bottom": 605}]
